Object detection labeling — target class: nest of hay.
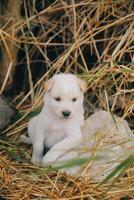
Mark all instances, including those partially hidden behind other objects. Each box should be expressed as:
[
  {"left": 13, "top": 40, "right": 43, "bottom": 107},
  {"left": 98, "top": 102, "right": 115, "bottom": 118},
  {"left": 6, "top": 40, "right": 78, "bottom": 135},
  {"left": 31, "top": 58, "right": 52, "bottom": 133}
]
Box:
[
  {"left": 0, "top": 0, "right": 134, "bottom": 199},
  {"left": 0, "top": 141, "right": 134, "bottom": 199}
]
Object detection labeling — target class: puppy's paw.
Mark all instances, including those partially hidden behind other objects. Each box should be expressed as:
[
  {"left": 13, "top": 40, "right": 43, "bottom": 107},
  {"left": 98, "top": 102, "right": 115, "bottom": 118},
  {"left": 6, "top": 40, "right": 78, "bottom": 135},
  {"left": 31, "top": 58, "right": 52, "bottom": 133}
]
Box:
[
  {"left": 42, "top": 155, "right": 55, "bottom": 167},
  {"left": 42, "top": 158, "right": 52, "bottom": 167},
  {"left": 31, "top": 157, "right": 42, "bottom": 166},
  {"left": 60, "top": 166, "right": 80, "bottom": 176}
]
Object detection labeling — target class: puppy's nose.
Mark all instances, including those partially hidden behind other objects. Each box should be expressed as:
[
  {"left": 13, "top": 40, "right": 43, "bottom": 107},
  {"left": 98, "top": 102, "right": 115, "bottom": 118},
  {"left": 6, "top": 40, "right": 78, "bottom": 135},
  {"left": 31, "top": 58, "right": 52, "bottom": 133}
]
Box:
[{"left": 62, "top": 110, "right": 71, "bottom": 117}]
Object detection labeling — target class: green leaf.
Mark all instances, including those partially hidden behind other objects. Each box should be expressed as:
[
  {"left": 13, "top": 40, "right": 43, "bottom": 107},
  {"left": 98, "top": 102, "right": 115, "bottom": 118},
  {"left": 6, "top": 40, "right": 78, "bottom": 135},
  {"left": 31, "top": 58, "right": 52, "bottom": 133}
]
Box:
[
  {"left": 49, "top": 157, "right": 92, "bottom": 171},
  {"left": 99, "top": 155, "right": 134, "bottom": 188}
]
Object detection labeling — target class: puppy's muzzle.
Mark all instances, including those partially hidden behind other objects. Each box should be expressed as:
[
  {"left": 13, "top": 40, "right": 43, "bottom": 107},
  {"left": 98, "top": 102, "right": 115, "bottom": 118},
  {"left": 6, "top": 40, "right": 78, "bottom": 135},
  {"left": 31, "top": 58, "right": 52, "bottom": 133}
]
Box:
[{"left": 62, "top": 110, "right": 71, "bottom": 118}]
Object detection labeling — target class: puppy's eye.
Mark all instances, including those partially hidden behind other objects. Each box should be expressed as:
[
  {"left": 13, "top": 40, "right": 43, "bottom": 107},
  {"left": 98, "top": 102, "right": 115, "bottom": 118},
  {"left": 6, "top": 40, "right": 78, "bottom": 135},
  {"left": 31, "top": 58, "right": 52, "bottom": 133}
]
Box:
[
  {"left": 72, "top": 98, "right": 77, "bottom": 102},
  {"left": 54, "top": 97, "right": 61, "bottom": 101}
]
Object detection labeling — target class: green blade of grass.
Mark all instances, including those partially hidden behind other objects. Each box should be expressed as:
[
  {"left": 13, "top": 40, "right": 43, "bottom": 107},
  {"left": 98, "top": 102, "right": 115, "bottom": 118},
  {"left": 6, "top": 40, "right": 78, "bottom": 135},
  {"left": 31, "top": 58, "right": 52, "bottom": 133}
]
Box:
[{"left": 99, "top": 155, "right": 134, "bottom": 188}]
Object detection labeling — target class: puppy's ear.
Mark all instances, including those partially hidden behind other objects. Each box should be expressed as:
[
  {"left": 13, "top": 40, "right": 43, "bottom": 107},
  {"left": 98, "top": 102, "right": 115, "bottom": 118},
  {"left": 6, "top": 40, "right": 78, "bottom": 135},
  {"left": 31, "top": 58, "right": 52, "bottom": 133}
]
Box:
[
  {"left": 77, "top": 78, "right": 87, "bottom": 93},
  {"left": 44, "top": 79, "right": 54, "bottom": 92}
]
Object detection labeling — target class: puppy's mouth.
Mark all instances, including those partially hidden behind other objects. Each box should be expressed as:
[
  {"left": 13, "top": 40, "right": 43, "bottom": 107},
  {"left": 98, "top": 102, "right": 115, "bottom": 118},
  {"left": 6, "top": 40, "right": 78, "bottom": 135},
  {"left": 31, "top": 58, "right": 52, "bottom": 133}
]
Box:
[{"left": 60, "top": 115, "right": 71, "bottom": 120}]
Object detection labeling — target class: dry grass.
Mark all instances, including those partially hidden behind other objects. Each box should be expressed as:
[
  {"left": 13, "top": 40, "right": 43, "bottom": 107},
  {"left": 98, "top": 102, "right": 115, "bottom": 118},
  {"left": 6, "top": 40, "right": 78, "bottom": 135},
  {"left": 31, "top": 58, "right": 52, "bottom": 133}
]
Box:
[
  {"left": 0, "top": 0, "right": 134, "bottom": 199},
  {"left": 0, "top": 142, "right": 134, "bottom": 200}
]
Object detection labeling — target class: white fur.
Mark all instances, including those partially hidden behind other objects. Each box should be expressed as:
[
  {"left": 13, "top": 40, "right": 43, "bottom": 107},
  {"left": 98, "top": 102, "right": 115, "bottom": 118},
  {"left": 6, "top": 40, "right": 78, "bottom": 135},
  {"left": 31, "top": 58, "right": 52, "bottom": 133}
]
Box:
[
  {"left": 20, "top": 73, "right": 134, "bottom": 180},
  {"left": 23, "top": 74, "right": 84, "bottom": 166}
]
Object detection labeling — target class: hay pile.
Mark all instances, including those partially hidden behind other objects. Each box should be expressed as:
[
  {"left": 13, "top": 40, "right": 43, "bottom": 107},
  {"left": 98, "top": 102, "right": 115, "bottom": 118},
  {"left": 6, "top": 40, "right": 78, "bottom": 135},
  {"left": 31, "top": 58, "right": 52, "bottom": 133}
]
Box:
[
  {"left": 0, "top": 142, "right": 134, "bottom": 199},
  {"left": 0, "top": 0, "right": 134, "bottom": 199}
]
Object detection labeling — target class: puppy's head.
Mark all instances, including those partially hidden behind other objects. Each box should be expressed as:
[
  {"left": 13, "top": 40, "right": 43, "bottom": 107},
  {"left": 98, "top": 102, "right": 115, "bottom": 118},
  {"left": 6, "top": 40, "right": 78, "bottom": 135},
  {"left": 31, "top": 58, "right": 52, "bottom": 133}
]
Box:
[{"left": 44, "top": 73, "right": 87, "bottom": 119}]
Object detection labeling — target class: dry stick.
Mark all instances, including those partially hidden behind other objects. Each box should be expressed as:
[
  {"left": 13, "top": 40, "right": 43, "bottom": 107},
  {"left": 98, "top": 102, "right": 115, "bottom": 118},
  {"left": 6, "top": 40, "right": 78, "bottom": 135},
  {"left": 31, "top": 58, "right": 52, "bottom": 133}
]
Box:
[
  {"left": 85, "top": 18, "right": 101, "bottom": 62},
  {"left": 118, "top": 30, "right": 134, "bottom": 61},
  {"left": 112, "top": 21, "right": 134, "bottom": 59},
  {"left": 77, "top": 18, "right": 89, "bottom": 72},
  {"left": 71, "top": 0, "right": 79, "bottom": 71},
  {"left": 25, "top": 43, "right": 34, "bottom": 102},
  {"left": 33, "top": 86, "right": 44, "bottom": 105},
  {"left": 72, "top": 14, "right": 89, "bottom": 71},
  {"left": 0, "top": 31, "right": 12, "bottom": 61},
  {"left": 0, "top": 61, "right": 13, "bottom": 94},
  {"left": 23, "top": 0, "right": 34, "bottom": 103},
  {"left": 7, "top": 124, "right": 28, "bottom": 137},
  {"left": 0, "top": 59, "right": 12, "bottom": 92}
]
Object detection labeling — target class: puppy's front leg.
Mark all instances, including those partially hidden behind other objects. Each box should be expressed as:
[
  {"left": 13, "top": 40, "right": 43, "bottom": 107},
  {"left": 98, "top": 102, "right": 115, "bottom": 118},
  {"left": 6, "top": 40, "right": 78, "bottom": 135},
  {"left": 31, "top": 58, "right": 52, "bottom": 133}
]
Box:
[
  {"left": 32, "top": 140, "right": 44, "bottom": 166},
  {"left": 42, "top": 136, "right": 81, "bottom": 166}
]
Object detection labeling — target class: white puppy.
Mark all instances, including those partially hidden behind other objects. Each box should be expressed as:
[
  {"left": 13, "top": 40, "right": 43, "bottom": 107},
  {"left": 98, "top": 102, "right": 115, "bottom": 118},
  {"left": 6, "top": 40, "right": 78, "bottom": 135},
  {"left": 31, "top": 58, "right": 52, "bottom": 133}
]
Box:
[
  {"left": 20, "top": 73, "right": 134, "bottom": 180},
  {"left": 20, "top": 73, "right": 87, "bottom": 166}
]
